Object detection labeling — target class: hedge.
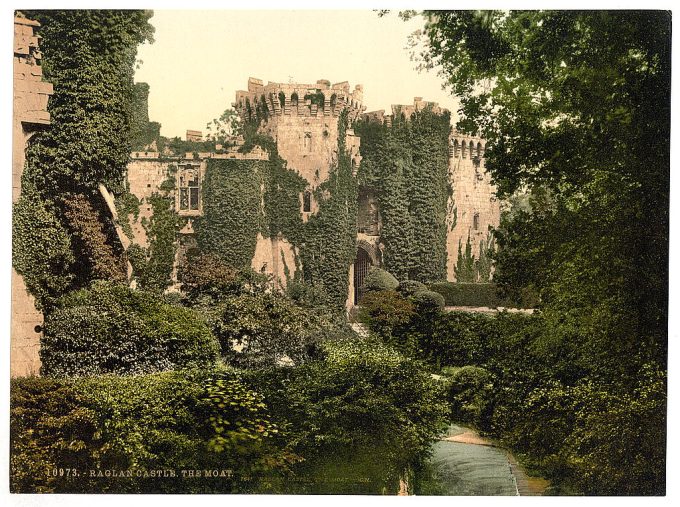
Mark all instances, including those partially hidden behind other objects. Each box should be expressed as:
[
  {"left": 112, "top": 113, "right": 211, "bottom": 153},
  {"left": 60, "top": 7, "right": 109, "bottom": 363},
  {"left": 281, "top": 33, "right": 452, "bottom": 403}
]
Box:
[
  {"left": 41, "top": 281, "right": 220, "bottom": 376},
  {"left": 428, "top": 282, "right": 538, "bottom": 308}
]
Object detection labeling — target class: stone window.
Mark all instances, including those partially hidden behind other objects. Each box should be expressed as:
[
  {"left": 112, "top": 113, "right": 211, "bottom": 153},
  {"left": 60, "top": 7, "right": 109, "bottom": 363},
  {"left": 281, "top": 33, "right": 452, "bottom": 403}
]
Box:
[
  {"left": 303, "top": 132, "right": 312, "bottom": 152},
  {"left": 179, "top": 165, "right": 200, "bottom": 211},
  {"left": 303, "top": 190, "right": 312, "bottom": 213},
  {"left": 473, "top": 212, "right": 480, "bottom": 231}
]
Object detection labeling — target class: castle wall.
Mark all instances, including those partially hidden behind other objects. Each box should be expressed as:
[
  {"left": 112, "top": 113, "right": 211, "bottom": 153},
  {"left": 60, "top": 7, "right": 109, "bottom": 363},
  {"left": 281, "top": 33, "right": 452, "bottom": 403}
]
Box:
[
  {"left": 11, "top": 15, "right": 53, "bottom": 377},
  {"left": 446, "top": 133, "right": 501, "bottom": 281}
]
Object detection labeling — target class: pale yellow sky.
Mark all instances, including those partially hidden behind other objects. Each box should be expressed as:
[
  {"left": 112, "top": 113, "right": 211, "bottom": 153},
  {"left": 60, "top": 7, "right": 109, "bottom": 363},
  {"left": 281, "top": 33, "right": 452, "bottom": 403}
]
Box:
[{"left": 134, "top": 10, "right": 460, "bottom": 139}]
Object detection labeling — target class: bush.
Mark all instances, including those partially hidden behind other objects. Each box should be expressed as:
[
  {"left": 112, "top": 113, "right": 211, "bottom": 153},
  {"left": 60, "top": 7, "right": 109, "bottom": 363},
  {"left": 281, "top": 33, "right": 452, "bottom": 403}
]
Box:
[
  {"left": 212, "top": 291, "right": 329, "bottom": 368},
  {"left": 429, "top": 282, "right": 538, "bottom": 308},
  {"left": 358, "top": 290, "right": 415, "bottom": 339},
  {"left": 410, "top": 290, "right": 445, "bottom": 313},
  {"left": 429, "top": 282, "right": 498, "bottom": 307},
  {"left": 245, "top": 339, "right": 449, "bottom": 493},
  {"left": 397, "top": 279, "right": 427, "bottom": 297},
  {"left": 443, "top": 365, "right": 494, "bottom": 428},
  {"left": 362, "top": 267, "right": 399, "bottom": 292},
  {"left": 10, "top": 370, "right": 296, "bottom": 493},
  {"left": 41, "top": 281, "right": 219, "bottom": 376}
]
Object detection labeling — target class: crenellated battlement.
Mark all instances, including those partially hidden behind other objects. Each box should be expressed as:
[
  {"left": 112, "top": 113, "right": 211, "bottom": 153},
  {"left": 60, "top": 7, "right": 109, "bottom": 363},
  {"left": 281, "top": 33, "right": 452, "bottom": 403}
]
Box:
[
  {"left": 450, "top": 130, "right": 486, "bottom": 160},
  {"left": 234, "top": 77, "right": 366, "bottom": 124},
  {"left": 363, "top": 97, "right": 448, "bottom": 128}
]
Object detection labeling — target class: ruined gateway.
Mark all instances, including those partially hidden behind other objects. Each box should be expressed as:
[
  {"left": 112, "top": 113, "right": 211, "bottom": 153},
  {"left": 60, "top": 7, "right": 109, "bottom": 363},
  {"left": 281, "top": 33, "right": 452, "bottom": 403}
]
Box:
[{"left": 126, "top": 77, "right": 501, "bottom": 307}]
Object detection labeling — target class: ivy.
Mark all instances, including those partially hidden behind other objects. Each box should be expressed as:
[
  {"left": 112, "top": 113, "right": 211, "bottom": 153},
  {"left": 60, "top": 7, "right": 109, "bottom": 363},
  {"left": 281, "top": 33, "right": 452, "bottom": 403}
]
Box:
[
  {"left": 298, "top": 109, "right": 358, "bottom": 308},
  {"left": 14, "top": 10, "right": 154, "bottom": 305},
  {"left": 114, "top": 185, "right": 141, "bottom": 242},
  {"left": 194, "top": 159, "right": 265, "bottom": 268},
  {"left": 128, "top": 178, "right": 180, "bottom": 293},
  {"left": 12, "top": 190, "right": 74, "bottom": 310},
  {"left": 355, "top": 107, "right": 451, "bottom": 282},
  {"left": 22, "top": 10, "right": 154, "bottom": 197},
  {"left": 62, "top": 193, "right": 127, "bottom": 285}
]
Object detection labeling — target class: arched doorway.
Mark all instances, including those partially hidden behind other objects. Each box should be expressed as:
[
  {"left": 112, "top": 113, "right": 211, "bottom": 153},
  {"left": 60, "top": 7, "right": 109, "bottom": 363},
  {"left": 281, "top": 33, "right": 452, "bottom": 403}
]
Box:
[{"left": 354, "top": 246, "right": 372, "bottom": 305}]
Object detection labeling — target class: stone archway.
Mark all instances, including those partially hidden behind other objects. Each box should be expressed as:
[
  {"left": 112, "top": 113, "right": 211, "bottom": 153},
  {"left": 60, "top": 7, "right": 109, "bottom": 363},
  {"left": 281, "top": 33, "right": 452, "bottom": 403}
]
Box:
[
  {"left": 353, "top": 240, "right": 381, "bottom": 305},
  {"left": 353, "top": 246, "right": 372, "bottom": 305}
]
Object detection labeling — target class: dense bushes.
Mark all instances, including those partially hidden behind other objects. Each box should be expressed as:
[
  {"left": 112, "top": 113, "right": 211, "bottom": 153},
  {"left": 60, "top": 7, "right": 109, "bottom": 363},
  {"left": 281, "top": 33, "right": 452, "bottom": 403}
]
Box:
[
  {"left": 429, "top": 282, "right": 538, "bottom": 308},
  {"left": 361, "top": 295, "right": 666, "bottom": 495},
  {"left": 11, "top": 340, "right": 448, "bottom": 494},
  {"left": 244, "top": 339, "right": 449, "bottom": 493},
  {"left": 10, "top": 370, "right": 295, "bottom": 493},
  {"left": 41, "top": 281, "right": 219, "bottom": 376}
]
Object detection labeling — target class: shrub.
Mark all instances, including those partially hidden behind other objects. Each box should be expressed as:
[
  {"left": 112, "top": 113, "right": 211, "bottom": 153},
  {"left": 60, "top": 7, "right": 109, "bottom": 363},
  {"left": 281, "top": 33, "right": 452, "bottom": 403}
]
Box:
[
  {"left": 41, "top": 281, "right": 219, "bottom": 376},
  {"left": 410, "top": 290, "right": 445, "bottom": 313},
  {"left": 10, "top": 370, "right": 297, "bottom": 493},
  {"left": 429, "top": 282, "right": 538, "bottom": 308},
  {"left": 358, "top": 290, "right": 415, "bottom": 339},
  {"left": 397, "top": 279, "right": 427, "bottom": 297},
  {"left": 212, "top": 291, "right": 327, "bottom": 368},
  {"left": 246, "top": 339, "right": 449, "bottom": 493},
  {"left": 362, "top": 267, "right": 399, "bottom": 292},
  {"left": 12, "top": 191, "right": 75, "bottom": 309},
  {"left": 443, "top": 365, "right": 494, "bottom": 428}
]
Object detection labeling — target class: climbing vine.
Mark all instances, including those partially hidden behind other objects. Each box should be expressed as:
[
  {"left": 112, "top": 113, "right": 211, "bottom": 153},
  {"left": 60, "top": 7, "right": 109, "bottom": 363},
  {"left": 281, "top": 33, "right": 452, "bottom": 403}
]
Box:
[
  {"left": 454, "top": 232, "right": 495, "bottom": 283},
  {"left": 14, "top": 10, "right": 154, "bottom": 305},
  {"left": 355, "top": 106, "right": 451, "bottom": 282},
  {"left": 298, "top": 109, "right": 358, "bottom": 308},
  {"left": 194, "top": 159, "right": 265, "bottom": 268}
]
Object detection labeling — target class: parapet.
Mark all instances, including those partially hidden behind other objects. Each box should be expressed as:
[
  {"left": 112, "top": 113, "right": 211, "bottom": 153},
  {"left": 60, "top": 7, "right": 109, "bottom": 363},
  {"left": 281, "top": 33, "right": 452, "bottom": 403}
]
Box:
[
  {"left": 450, "top": 130, "right": 486, "bottom": 160},
  {"left": 233, "top": 77, "right": 366, "bottom": 123},
  {"left": 391, "top": 97, "right": 447, "bottom": 119}
]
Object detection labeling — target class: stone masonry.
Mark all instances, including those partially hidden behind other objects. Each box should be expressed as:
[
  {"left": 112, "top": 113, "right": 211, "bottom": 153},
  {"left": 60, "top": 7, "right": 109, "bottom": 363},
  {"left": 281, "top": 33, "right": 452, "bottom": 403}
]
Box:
[
  {"left": 11, "top": 13, "right": 53, "bottom": 377},
  {"left": 447, "top": 132, "right": 501, "bottom": 281}
]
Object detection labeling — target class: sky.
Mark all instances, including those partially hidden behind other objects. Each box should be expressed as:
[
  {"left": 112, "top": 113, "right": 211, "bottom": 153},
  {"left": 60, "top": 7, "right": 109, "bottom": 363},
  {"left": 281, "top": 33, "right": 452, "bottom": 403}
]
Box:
[{"left": 134, "top": 10, "right": 460, "bottom": 139}]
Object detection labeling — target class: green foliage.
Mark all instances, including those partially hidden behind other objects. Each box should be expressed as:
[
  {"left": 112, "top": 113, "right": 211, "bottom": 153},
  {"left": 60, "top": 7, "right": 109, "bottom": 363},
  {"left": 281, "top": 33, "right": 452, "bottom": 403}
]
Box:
[
  {"left": 194, "top": 159, "right": 264, "bottom": 268},
  {"left": 359, "top": 290, "right": 415, "bottom": 340},
  {"left": 454, "top": 236, "right": 475, "bottom": 282},
  {"left": 429, "top": 281, "right": 538, "bottom": 308},
  {"left": 410, "top": 290, "right": 445, "bottom": 314},
  {"left": 12, "top": 190, "right": 74, "bottom": 310},
  {"left": 130, "top": 82, "right": 161, "bottom": 150},
  {"left": 247, "top": 339, "right": 449, "bottom": 493},
  {"left": 14, "top": 10, "right": 153, "bottom": 304},
  {"left": 362, "top": 267, "right": 399, "bottom": 292},
  {"left": 443, "top": 365, "right": 494, "bottom": 428},
  {"left": 356, "top": 106, "right": 450, "bottom": 282},
  {"left": 397, "top": 279, "right": 427, "bottom": 297},
  {"left": 10, "top": 370, "right": 297, "bottom": 493},
  {"left": 297, "top": 109, "right": 359, "bottom": 308},
  {"left": 138, "top": 191, "right": 180, "bottom": 292},
  {"left": 22, "top": 10, "right": 154, "bottom": 196},
  {"left": 418, "top": 9, "right": 669, "bottom": 383},
  {"left": 62, "top": 193, "right": 127, "bottom": 284},
  {"left": 41, "top": 281, "right": 219, "bottom": 376},
  {"left": 211, "top": 291, "right": 328, "bottom": 368},
  {"left": 114, "top": 186, "right": 141, "bottom": 241}
]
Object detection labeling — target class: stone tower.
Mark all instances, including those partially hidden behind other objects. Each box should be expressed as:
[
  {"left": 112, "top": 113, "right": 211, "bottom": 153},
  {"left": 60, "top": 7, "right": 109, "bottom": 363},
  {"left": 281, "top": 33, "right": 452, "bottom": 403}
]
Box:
[
  {"left": 12, "top": 13, "right": 53, "bottom": 376},
  {"left": 446, "top": 132, "right": 500, "bottom": 281},
  {"left": 234, "top": 77, "right": 365, "bottom": 206}
]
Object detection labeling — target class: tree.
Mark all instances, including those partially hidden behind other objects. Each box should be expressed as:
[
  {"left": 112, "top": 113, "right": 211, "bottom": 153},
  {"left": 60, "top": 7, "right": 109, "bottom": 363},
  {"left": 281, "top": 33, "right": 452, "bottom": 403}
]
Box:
[{"left": 411, "top": 10, "right": 669, "bottom": 378}]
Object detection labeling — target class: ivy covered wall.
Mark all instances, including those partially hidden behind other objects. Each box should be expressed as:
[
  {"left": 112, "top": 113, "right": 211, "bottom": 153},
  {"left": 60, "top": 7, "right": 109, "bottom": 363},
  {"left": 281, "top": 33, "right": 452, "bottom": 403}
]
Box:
[
  {"left": 355, "top": 107, "right": 451, "bottom": 283},
  {"left": 13, "top": 10, "right": 154, "bottom": 309}
]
